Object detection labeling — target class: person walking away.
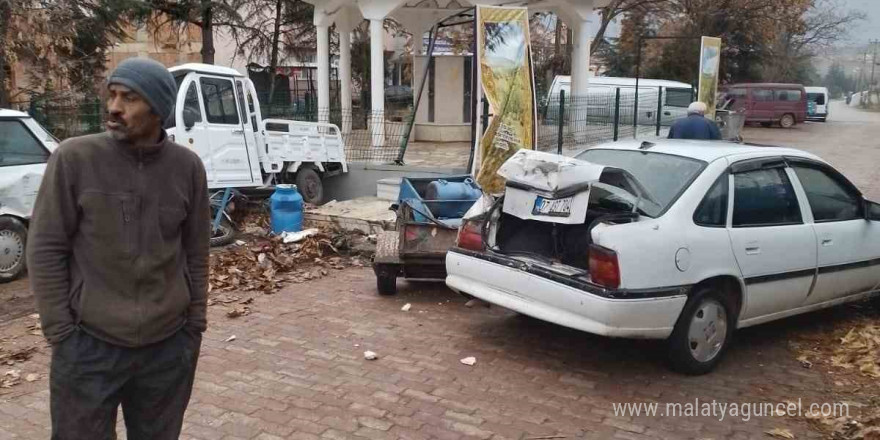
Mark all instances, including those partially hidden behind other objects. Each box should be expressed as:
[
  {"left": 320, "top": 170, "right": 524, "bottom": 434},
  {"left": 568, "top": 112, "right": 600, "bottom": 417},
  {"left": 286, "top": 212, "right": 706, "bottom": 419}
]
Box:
[
  {"left": 667, "top": 101, "right": 722, "bottom": 140},
  {"left": 26, "top": 57, "right": 210, "bottom": 440}
]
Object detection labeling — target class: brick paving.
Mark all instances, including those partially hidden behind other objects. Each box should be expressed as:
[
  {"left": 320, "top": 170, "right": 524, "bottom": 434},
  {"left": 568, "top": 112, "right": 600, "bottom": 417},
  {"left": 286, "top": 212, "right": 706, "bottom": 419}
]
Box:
[
  {"left": 0, "top": 267, "right": 840, "bottom": 439},
  {"left": 3, "top": 102, "right": 877, "bottom": 439}
]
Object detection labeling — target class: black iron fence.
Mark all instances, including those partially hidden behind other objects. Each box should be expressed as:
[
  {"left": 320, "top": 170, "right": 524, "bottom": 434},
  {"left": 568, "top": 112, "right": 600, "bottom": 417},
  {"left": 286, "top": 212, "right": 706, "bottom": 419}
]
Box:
[
  {"left": 10, "top": 86, "right": 690, "bottom": 164},
  {"left": 535, "top": 86, "right": 693, "bottom": 154}
]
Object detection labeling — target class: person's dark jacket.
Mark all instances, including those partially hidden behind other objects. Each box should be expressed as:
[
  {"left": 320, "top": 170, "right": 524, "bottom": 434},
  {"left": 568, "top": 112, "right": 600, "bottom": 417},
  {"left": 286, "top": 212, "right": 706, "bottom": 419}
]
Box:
[
  {"left": 27, "top": 131, "right": 210, "bottom": 347},
  {"left": 667, "top": 114, "right": 722, "bottom": 140}
]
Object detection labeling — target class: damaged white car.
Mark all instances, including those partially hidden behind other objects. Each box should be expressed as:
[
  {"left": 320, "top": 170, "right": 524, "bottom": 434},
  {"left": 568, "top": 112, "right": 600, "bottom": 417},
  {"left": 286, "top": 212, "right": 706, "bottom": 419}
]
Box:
[
  {"left": 0, "top": 110, "right": 59, "bottom": 282},
  {"left": 446, "top": 141, "right": 880, "bottom": 374}
]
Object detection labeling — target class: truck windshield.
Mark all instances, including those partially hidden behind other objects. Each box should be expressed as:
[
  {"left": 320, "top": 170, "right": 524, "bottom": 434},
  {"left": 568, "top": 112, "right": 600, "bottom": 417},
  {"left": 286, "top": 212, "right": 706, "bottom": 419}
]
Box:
[{"left": 575, "top": 149, "right": 705, "bottom": 217}]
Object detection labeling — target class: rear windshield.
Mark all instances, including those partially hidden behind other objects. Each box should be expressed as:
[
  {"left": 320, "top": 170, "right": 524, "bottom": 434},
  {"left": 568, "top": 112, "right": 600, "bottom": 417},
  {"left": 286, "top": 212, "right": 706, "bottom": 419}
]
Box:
[
  {"left": 807, "top": 92, "right": 825, "bottom": 105},
  {"left": 574, "top": 149, "right": 706, "bottom": 217}
]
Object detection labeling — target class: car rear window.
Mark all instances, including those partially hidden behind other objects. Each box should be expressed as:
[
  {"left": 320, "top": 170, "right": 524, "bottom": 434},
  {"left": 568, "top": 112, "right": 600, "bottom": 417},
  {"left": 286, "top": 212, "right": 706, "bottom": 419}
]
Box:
[
  {"left": 807, "top": 92, "right": 826, "bottom": 105},
  {"left": 574, "top": 149, "right": 705, "bottom": 217},
  {"left": 0, "top": 120, "right": 50, "bottom": 167}
]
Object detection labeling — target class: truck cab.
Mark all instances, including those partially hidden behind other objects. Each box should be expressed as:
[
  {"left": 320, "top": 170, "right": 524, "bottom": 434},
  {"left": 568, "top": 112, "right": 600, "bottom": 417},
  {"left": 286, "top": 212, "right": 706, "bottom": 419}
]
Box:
[{"left": 166, "top": 63, "right": 347, "bottom": 203}]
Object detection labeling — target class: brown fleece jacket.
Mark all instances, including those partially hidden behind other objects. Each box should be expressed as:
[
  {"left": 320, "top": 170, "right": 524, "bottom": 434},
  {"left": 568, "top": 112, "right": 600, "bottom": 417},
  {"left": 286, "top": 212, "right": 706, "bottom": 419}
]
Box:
[{"left": 26, "top": 131, "right": 210, "bottom": 347}]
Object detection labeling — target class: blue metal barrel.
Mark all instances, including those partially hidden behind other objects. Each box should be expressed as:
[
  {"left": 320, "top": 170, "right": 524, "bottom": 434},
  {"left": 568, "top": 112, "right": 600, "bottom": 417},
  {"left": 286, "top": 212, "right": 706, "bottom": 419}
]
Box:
[
  {"left": 270, "top": 184, "right": 303, "bottom": 234},
  {"left": 425, "top": 178, "right": 481, "bottom": 201}
]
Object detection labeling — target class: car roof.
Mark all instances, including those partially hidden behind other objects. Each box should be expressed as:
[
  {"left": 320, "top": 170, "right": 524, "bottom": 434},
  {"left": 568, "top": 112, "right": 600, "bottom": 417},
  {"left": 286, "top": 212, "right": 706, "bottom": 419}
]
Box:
[
  {"left": 169, "top": 63, "right": 243, "bottom": 78},
  {"left": 805, "top": 86, "right": 828, "bottom": 93},
  {"left": 723, "top": 83, "right": 804, "bottom": 89},
  {"left": 579, "top": 139, "right": 825, "bottom": 164},
  {"left": 0, "top": 108, "right": 30, "bottom": 118},
  {"left": 552, "top": 75, "right": 692, "bottom": 89}
]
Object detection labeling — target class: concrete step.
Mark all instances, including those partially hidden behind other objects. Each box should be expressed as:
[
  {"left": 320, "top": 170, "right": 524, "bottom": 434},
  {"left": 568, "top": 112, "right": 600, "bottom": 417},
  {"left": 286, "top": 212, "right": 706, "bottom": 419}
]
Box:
[{"left": 377, "top": 177, "right": 401, "bottom": 201}]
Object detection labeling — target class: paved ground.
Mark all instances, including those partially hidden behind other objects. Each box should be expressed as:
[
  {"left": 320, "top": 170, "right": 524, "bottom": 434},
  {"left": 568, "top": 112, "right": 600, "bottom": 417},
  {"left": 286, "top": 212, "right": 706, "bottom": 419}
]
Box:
[{"left": 1, "top": 101, "right": 878, "bottom": 439}]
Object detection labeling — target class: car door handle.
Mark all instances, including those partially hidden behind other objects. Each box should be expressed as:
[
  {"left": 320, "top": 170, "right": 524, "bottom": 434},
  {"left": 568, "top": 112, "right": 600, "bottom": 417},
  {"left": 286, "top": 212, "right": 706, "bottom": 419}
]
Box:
[
  {"left": 745, "top": 246, "right": 761, "bottom": 255},
  {"left": 232, "top": 129, "right": 244, "bottom": 134},
  {"left": 821, "top": 238, "right": 833, "bottom": 246}
]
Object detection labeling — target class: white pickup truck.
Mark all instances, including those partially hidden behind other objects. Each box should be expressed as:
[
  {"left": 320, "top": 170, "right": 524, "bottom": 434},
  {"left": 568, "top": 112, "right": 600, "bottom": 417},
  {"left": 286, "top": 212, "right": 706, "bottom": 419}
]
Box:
[
  {"left": 0, "top": 62, "right": 348, "bottom": 283},
  {"left": 167, "top": 63, "right": 347, "bottom": 203}
]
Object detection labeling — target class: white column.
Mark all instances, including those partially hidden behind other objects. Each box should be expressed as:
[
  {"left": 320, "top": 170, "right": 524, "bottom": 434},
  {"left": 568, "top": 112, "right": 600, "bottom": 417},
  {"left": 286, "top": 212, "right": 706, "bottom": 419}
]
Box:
[
  {"left": 370, "top": 18, "right": 385, "bottom": 147},
  {"left": 316, "top": 23, "right": 330, "bottom": 124},
  {"left": 572, "top": 21, "right": 591, "bottom": 98},
  {"left": 339, "top": 29, "right": 352, "bottom": 134}
]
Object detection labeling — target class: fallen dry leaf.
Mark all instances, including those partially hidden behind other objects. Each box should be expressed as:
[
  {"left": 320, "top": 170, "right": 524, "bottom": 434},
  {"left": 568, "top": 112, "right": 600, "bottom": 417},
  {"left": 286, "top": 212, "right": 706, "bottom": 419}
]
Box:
[
  {"left": 226, "top": 307, "right": 251, "bottom": 319},
  {"left": 0, "top": 347, "right": 38, "bottom": 366},
  {"left": 25, "top": 373, "right": 39, "bottom": 382},
  {"left": 765, "top": 427, "right": 794, "bottom": 438},
  {"left": 225, "top": 335, "right": 237, "bottom": 342},
  {"left": 401, "top": 303, "right": 411, "bottom": 312},
  {"left": 460, "top": 357, "right": 476, "bottom": 366}
]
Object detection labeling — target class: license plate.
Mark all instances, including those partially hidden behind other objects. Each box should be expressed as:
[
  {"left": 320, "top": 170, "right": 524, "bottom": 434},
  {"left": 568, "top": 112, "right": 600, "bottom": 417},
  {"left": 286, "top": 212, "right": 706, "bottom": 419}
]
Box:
[{"left": 532, "top": 196, "right": 573, "bottom": 217}]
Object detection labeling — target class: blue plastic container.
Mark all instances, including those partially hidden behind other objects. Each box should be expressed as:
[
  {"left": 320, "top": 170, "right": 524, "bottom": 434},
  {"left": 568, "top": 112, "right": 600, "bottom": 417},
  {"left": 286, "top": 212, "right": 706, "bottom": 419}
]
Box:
[{"left": 270, "top": 184, "right": 303, "bottom": 234}]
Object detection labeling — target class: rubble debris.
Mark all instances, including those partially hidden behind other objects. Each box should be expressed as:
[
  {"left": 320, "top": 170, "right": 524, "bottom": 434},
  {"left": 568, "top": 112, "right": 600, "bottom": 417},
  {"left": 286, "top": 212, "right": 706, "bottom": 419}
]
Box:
[
  {"left": 0, "top": 347, "right": 38, "bottom": 366},
  {"left": 460, "top": 357, "right": 476, "bottom": 366},
  {"left": 225, "top": 335, "right": 237, "bottom": 342},
  {"left": 401, "top": 303, "right": 412, "bottom": 312},
  {"left": 282, "top": 228, "right": 320, "bottom": 244},
  {"left": 805, "top": 406, "right": 880, "bottom": 440},
  {"left": 364, "top": 351, "right": 378, "bottom": 360}
]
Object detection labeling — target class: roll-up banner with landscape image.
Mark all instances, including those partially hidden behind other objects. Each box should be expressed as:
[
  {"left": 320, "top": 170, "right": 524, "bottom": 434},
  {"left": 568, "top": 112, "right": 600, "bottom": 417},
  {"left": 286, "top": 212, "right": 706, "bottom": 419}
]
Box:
[
  {"left": 698, "top": 36, "right": 722, "bottom": 120},
  {"left": 474, "top": 5, "right": 537, "bottom": 195}
]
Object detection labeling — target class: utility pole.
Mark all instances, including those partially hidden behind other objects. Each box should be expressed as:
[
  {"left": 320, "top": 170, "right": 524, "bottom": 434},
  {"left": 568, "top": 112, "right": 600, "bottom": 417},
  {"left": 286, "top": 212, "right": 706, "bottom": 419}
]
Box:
[{"left": 870, "top": 39, "right": 879, "bottom": 89}]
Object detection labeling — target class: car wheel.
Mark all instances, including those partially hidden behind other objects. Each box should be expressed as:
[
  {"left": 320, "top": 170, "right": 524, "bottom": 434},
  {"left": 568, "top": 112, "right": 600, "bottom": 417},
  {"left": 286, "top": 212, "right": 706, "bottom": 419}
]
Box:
[
  {"left": 210, "top": 217, "right": 235, "bottom": 247},
  {"left": 780, "top": 114, "right": 795, "bottom": 128},
  {"left": 666, "top": 286, "right": 735, "bottom": 375},
  {"left": 296, "top": 167, "right": 323, "bottom": 205},
  {"left": 0, "top": 217, "right": 27, "bottom": 283}
]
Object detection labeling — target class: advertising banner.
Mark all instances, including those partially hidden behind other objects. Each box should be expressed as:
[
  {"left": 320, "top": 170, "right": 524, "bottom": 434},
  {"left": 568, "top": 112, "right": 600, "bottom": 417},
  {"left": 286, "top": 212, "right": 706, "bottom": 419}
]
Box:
[
  {"left": 474, "top": 5, "right": 537, "bottom": 194},
  {"left": 697, "top": 36, "right": 722, "bottom": 120}
]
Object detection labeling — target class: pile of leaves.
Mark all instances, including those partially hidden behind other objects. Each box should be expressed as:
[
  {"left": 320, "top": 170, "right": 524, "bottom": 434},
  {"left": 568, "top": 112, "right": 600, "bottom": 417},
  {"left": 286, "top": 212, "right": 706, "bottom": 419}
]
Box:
[
  {"left": 830, "top": 325, "right": 880, "bottom": 378},
  {"left": 208, "top": 227, "right": 365, "bottom": 298},
  {"left": 806, "top": 406, "right": 880, "bottom": 440}
]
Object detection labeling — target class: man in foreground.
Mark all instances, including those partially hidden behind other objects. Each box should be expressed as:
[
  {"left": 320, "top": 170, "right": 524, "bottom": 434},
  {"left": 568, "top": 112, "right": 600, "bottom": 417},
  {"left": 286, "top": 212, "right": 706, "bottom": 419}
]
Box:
[
  {"left": 667, "top": 101, "right": 722, "bottom": 140},
  {"left": 27, "top": 57, "right": 210, "bottom": 439}
]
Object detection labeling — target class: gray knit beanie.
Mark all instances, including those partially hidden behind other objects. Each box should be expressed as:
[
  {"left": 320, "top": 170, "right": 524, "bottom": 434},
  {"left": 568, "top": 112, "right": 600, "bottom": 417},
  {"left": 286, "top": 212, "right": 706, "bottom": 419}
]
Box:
[{"left": 107, "top": 57, "right": 177, "bottom": 125}]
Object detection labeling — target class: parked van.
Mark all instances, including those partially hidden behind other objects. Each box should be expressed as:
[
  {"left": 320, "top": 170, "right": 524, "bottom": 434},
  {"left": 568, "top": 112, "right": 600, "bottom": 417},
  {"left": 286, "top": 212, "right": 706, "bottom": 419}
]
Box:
[
  {"left": 542, "top": 75, "right": 694, "bottom": 127},
  {"left": 719, "top": 83, "right": 807, "bottom": 128},
  {"left": 805, "top": 86, "right": 829, "bottom": 122}
]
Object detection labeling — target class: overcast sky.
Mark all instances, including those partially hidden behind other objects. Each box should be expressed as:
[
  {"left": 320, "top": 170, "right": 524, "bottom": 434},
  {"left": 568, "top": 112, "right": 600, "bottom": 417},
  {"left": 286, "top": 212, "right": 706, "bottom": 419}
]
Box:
[
  {"left": 597, "top": 0, "right": 879, "bottom": 46},
  {"left": 844, "top": 0, "right": 880, "bottom": 45}
]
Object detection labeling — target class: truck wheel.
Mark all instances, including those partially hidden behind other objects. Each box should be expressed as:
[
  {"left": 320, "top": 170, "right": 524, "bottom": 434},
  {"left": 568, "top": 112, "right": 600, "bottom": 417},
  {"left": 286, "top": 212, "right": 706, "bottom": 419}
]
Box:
[
  {"left": 374, "top": 264, "right": 399, "bottom": 295},
  {"left": 0, "top": 217, "right": 27, "bottom": 283},
  {"left": 210, "top": 217, "right": 235, "bottom": 247},
  {"left": 780, "top": 114, "right": 795, "bottom": 128},
  {"left": 666, "top": 286, "right": 735, "bottom": 375},
  {"left": 296, "top": 168, "right": 323, "bottom": 205}
]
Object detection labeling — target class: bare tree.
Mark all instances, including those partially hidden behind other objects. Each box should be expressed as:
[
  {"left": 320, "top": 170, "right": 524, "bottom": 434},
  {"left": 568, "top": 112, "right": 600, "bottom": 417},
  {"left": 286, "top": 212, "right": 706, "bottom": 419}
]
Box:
[{"left": 591, "top": 0, "right": 671, "bottom": 55}]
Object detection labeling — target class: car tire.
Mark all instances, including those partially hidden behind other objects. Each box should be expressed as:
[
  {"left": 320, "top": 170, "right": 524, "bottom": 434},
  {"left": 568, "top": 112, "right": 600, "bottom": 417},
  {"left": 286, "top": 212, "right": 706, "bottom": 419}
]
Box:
[
  {"left": 210, "top": 217, "right": 236, "bottom": 247},
  {"left": 296, "top": 167, "right": 323, "bottom": 205},
  {"left": 0, "top": 217, "right": 28, "bottom": 283},
  {"left": 666, "top": 286, "right": 735, "bottom": 375},
  {"left": 780, "top": 114, "right": 795, "bottom": 128}
]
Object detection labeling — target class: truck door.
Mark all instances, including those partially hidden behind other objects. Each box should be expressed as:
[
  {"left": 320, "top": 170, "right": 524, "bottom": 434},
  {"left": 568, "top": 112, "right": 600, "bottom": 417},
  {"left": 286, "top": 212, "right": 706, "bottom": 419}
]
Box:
[
  {"left": 234, "top": 78, "right": 263, "bottom": 183},
  {"left": 198, "top": 75, "right": 258, "bottom": 187},
  {"left": 174, "top": 76, "right": 213, "bottom": 181}
]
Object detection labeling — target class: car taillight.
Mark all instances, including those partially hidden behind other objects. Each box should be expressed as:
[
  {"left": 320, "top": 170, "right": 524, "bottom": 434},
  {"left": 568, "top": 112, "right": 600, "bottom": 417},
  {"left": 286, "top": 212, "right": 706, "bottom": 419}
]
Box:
[
  {"left": 457, "top": 218, "right": 484, "bottom": 251},
  {"left": 589, "top": 244, "right": 620, "bottom": 288}
]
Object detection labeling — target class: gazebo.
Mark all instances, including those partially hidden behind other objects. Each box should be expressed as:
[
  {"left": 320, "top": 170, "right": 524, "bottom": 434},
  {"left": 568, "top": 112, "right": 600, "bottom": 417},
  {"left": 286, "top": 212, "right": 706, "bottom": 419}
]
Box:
[{"left": 303, "top": 0, "right": 611, "bottom": 146}]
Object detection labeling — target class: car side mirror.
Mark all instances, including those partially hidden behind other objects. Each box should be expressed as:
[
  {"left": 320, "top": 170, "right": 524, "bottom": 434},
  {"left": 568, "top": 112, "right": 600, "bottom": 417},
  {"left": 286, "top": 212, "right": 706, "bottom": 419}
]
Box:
[
  {"left": 183, "top": 108, "right": 198, "bottom": 130},
  {"left": 865, "top": 199, "right": 880, "bottom": 221}
]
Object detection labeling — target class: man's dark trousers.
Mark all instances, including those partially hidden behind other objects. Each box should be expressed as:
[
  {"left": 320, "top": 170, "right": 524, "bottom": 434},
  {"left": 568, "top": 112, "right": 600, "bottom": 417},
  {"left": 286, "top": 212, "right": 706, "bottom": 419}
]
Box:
[{"left": 49, "top": 327, "right": 201, "bottom": 440}]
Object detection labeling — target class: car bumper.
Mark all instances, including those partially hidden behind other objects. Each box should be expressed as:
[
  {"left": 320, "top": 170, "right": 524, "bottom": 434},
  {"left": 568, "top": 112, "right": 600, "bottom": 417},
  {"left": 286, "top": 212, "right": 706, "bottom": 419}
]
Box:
[{"left": 445, "top": 249, "right": 689, "bottom": 339}]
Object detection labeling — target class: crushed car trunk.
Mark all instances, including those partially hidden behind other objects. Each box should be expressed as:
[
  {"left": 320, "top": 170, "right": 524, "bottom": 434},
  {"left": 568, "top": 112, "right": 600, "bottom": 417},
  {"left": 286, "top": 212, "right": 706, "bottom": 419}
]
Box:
[{"left": 488, "top": 149, "right": 647, "bottom": 269}]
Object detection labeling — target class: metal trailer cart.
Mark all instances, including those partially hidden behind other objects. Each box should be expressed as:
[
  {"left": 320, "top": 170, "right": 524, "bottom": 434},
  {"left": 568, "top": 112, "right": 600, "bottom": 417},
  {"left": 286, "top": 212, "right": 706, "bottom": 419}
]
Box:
[{"left": 371, "top": 176, "right": 482, "bottom": 295}]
